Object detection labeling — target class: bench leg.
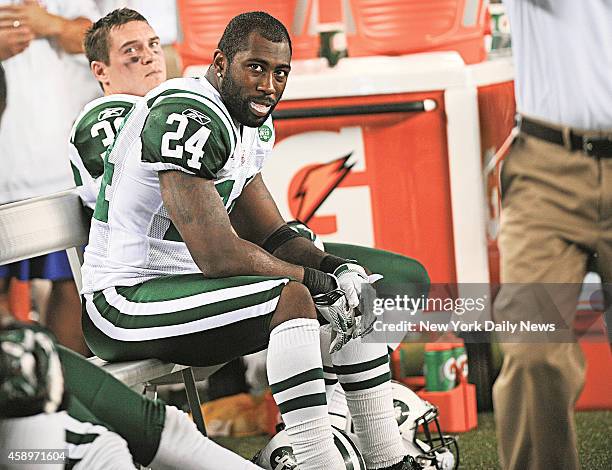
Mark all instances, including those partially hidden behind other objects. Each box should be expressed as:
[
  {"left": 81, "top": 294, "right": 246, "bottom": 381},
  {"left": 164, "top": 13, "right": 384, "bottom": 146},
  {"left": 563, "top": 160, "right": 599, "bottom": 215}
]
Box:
[
  {"left": 144, "top": 383, "right": 157, "bottom": 400},
  {"left": 182, "top": 367, "right": 207, "bottom": 436}
]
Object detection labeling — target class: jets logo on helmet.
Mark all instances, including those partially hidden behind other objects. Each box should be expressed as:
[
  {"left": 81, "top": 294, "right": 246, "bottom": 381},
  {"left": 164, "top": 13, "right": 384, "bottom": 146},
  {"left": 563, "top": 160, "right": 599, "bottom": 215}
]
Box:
[
  {"left": 394, "top": 398, "right": 411, "bottom": 427},
  {"left": 254, "top": 427, "right": 366, "bottom": 470},
  {"left": 269, "top": 446, "right": 296, "bottom": 470}
]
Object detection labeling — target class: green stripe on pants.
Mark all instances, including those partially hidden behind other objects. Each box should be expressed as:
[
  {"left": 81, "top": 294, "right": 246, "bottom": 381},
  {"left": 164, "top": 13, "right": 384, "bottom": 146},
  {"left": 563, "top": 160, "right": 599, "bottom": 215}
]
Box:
[{"left": 59, "top": 346, "right": 165, "bottom": 466}]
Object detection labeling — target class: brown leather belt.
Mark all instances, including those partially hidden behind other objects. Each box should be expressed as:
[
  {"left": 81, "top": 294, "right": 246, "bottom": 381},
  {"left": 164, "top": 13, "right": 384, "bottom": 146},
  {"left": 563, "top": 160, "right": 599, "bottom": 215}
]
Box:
[{"left": 520, "top": 117, "right": 612, "bottom": 158}]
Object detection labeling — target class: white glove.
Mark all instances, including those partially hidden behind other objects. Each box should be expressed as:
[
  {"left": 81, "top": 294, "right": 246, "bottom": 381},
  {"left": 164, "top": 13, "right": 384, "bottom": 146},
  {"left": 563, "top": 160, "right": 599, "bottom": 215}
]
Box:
[
  {"left": 333, "top": 263, "right": 369, "bottom": 308},
  {"left": 313, "top": 289, "right": 355, "bottom": 335},
  {"left": 320, "top": 324, "right": 353, "bottom": 354}
]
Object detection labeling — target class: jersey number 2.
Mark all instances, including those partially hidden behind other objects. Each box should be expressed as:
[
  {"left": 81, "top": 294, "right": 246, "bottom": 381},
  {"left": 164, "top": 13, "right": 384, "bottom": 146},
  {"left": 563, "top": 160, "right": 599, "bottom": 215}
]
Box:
[{"left": 161, "top": 113, "right": 211, "bottom": 171}]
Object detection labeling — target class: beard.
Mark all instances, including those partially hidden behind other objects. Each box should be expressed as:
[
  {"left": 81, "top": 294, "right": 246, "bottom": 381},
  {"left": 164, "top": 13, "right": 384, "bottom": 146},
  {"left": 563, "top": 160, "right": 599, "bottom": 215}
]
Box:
[{"left": 220, "top": 72, "right": 274, "bottom": 128}]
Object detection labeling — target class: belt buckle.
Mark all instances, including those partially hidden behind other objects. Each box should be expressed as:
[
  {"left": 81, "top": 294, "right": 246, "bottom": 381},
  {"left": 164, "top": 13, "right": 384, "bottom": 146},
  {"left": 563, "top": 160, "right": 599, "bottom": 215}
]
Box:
[
  {"left": 583, "top": 136, "right": 612, "bottom": 158},
  {"left": 582, "top": 137, "right": 595, "bottom": 155}
]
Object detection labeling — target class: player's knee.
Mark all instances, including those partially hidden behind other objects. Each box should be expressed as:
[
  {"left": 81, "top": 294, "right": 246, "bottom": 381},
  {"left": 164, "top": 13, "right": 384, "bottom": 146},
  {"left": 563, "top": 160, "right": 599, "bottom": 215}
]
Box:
[{"left": 270, "top": 281, "right": 316, "bottom": 330}]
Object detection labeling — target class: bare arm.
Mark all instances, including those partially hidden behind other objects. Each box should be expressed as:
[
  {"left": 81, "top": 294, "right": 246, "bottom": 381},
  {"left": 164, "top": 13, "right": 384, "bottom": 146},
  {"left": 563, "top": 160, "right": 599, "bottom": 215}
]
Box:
[
  {"left": 52, "top": 16, "right": 91, "bottom": 54},
  {"left": 229, "top": 174, "right": 328, "bottom": 268},
  {"left": 159, "top": 170, "right": 305, "bottom": 280}
]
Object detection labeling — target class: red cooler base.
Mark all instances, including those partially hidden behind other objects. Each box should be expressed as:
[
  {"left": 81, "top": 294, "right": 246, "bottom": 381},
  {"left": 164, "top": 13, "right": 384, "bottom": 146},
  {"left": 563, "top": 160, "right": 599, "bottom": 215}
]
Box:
[{"left": 417, "top": 382, "right": 478, "bottom": 433}]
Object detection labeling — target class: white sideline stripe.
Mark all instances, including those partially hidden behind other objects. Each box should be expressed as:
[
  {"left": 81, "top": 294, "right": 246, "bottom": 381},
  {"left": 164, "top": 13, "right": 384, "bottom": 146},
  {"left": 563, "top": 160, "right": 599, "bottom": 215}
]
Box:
[
  {"left": 104, "top": 278, "right": 288, "bottom": 315},
  {"left": 85, "top": 294, "right": 281, "bottom": 341}
]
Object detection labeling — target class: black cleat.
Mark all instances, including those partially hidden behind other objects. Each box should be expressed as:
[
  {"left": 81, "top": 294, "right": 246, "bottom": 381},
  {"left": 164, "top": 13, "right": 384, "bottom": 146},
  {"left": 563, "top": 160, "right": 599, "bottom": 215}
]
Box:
[{"left": 370, "top": 455, "right": 423, "bottom": 470}]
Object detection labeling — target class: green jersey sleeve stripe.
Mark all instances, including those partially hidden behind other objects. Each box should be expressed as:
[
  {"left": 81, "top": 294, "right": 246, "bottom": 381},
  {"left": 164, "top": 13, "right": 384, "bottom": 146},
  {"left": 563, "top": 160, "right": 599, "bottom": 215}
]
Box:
[
  {"left": 140, "top": 96, "right": 235, "bottom": 177},
  {"left": 152, "top": 94, "right": 235, "bottom": 151},
  {"left": 151, "top": 92, "right": 237, "bottom": 155},
  {"left": 70, "top": 97, "right": 137, "bottom": 143},
  {"left": 147, "top": 88, "right": 237, "bottom": 150}
]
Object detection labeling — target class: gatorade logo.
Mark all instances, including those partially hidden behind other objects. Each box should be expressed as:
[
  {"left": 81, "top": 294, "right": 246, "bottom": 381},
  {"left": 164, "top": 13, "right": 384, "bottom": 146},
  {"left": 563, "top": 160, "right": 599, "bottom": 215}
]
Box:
[
  {"left": 259, "top": 125, "right": 273, "bottom": 142},
  {"left": 442, "top": 357, "right": 457, "bottom": 382},
  {"left": 393, "top": 399, "right": 411, "bottom": 426},
  {"left": 270, "top": 447, "right": 297, "bottom": 470},
  {"left": 456, "top": 353, "right": 468, "bottom": 377},
  {"left": 263, "top": 127, "right": 375, "bottom": 246}
]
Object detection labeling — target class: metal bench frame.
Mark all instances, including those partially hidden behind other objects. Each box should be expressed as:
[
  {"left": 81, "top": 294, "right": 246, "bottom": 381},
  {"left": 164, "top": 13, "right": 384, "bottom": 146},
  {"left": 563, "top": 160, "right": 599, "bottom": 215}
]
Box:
[{"left": 0, "top": 189, "right": 216, "bottom": 435}]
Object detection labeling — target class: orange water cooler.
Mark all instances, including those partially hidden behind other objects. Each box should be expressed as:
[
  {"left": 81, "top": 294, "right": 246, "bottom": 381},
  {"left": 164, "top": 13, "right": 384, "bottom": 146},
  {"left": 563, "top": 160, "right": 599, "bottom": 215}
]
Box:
[{"left": 264, "top": 52, "right": 492, "bottom": 285}]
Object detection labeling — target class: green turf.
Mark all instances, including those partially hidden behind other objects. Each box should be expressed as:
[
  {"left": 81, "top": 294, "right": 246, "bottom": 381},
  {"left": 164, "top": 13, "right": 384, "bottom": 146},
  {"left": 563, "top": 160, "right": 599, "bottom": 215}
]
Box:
[{"left": 213, "top": 411, "right": 612, "bottom": 469}]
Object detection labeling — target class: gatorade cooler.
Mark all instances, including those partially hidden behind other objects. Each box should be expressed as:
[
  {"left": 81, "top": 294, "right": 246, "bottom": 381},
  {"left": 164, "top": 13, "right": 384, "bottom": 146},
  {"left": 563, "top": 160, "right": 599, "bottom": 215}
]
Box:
[
  {"left": 468, "top": 56, "right": 515, "bottom": 285},
  {"left": 263, "top": 52, "right": 490, "bottom": 284},
  {"left": 417, "top": 381, "right": 478, "bottom": 433}
]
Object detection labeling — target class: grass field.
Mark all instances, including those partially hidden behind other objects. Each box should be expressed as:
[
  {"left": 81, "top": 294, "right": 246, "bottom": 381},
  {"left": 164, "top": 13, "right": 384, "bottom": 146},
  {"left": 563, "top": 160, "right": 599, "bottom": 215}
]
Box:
[{"left": 213, "top": 411, "right": 612, "bottom": 469}]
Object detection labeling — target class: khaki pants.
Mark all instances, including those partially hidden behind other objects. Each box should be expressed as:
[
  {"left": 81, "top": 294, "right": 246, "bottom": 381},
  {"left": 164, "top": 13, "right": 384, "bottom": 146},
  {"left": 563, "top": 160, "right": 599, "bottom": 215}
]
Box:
[{"left": 493, "top": 129, "right": 612, "bottom": 470}]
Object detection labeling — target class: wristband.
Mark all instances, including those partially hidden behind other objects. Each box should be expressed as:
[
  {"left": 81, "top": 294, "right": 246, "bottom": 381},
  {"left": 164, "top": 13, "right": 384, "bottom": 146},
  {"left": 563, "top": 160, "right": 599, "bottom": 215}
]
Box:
[
  {"left": 262, "top": 225, "right": 300, "bottom": 254},
  {"left": 320, "top": 254, "right": 349, "bottom": 274},
  {"left": 303, "top": 266, "right": 337, "bottom": 295}
]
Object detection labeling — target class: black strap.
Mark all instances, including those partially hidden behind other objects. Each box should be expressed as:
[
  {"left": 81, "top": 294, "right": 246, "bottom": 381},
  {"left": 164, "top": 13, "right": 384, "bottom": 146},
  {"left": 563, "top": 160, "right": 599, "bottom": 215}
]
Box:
[
  {"left": 303, "top": 267, "right": 337, "bottom": 295},
  {"left": 262, "top": 225, "right": 300, "bottom": 254},
  {"left": 320, "top": 254, "right": 348, "bottom": 274},
  {"left": 520, "top": 118, "right": 612, "bottom": 158}
]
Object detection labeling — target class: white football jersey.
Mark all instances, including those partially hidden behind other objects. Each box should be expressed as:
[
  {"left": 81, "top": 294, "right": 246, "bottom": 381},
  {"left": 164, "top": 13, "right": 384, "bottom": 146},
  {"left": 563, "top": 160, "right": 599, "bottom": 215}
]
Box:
[
  {"left": 81, "top": 77, "right": 276, "bottom": 293},
  {"left": 69, "top": 94, "right": 139, "bottom": 211}
]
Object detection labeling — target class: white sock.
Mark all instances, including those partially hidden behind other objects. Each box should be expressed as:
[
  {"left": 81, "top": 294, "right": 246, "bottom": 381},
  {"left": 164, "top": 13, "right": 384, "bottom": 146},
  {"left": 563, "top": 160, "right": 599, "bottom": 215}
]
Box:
[
  {"left": 332, "top": 335, "right": 405, "bottom": 469},
  {"left": 149, "top": 406, "right": 260, "bottom": 470},
  {"left": 320, "top": 325, "right": 349, "bottom": 429},
  {"left": 268, "top": 318, "right": 344, "bottom": 470}
]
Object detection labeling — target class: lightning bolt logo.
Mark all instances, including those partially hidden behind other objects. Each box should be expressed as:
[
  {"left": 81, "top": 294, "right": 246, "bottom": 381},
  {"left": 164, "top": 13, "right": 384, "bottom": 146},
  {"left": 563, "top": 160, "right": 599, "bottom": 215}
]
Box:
[{"left": 292, "top": 154, "right": 354, "bottom": 223}]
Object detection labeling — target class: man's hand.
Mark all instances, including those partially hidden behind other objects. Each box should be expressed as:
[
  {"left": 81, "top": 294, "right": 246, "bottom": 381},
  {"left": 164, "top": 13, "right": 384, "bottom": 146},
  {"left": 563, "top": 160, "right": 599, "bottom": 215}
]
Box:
[
  {"left": 313, "top": 288, "right": 355, "bottom": 335},
  {"left": 2, "top": 2, "right": 63, "bottom": 39},
  {"left": 0, "top": 2, "right": 89, "bottom": 54},
  {"left": 333, "top": 262, "right": 369, "bottom": 308},
  {"left": 0, "top": 25, "right": 34, "bottom": 60},
  {"left": 0, "top": 6, "right": 34, "bottom": 60}
]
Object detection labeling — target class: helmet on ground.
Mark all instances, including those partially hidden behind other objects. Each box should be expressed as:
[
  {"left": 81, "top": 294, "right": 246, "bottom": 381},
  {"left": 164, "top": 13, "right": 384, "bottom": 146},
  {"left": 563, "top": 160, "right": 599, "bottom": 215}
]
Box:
[
  {"left": 253, "top": 426, "right": 366, "bottom": 470},
  {"left": 391, "top": 381, "right": 459, "bottom": 470},
  {"left": 338, "top": 381, "right": 459, "bottom": 470},
  {"left": 0, "top": 322, "right": 65, "bottom": 418},
  {"left": 287, "top": 220, "right": 325, "bottom": 251}
]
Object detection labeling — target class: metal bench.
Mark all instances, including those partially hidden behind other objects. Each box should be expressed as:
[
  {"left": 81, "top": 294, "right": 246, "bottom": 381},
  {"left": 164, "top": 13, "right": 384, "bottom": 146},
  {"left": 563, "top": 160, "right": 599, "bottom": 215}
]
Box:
[{"left": 0, "top": 189, "right": 216, "bottom": 434}]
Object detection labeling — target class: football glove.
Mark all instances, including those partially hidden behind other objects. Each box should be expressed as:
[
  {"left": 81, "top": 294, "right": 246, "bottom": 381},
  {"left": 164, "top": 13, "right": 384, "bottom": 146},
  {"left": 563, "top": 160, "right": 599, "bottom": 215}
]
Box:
[
  {"left": 333, "top": 262, "right": 369, "bottom": 309},
  {"left": 320, "top": 324, "right": 353, "bottom": 354},
  {"left": 313, "top": 288, "right": 355, "bottom": 337}
]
